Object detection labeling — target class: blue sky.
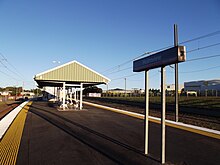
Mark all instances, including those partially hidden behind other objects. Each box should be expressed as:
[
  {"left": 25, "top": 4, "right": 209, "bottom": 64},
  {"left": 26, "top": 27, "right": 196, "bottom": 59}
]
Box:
[{"left": 0, "top": 0, "right": 219, "bottom": 90}]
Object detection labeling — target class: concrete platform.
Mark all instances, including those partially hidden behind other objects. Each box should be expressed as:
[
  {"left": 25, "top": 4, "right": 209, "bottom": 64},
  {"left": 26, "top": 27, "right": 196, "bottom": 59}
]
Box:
[{"left": 16, "top": 101, "right": 220, "bottom": 165}]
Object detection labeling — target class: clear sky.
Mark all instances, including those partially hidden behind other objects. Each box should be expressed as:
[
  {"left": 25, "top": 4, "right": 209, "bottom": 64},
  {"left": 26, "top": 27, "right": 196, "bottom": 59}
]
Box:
[{"left": 0, "top": 0, "right": 219, "bottom": 90}]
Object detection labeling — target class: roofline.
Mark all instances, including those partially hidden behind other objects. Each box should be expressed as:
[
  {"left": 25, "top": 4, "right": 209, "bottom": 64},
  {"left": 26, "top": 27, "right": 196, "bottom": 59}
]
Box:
[
  {"left": 74, "top": 61, "right": 111, "bottom": 82},
  {"left": 185, "top": 78, "right": 220, "bottom": 83},
  {"left": 35, "top": 60, "right": 77, "bottom": 77},
  {"left": 35, "top": 60, "right": 111, "bottom": 82}
]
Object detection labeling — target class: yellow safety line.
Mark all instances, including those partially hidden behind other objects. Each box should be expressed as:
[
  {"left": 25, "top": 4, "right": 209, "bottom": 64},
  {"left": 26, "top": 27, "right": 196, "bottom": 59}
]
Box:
[
  {"left": 148, "top": 117, "right": 220, "bottom": 140},
  {"left": 84, "top": 101, "right": 220, "bottom": 140},
  {"left": 0, "top": 101, "right": 32, "bottom": 165}
]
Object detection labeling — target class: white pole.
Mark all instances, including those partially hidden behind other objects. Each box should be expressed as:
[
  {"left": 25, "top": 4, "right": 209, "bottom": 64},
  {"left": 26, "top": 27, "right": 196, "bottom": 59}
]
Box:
[
  {"left": 80, "top": 83, "right": 83, "bottom": 110},
  {"left": 145, "top": 70, "right": 149, "bottom": 155},
  {"left": 74, "top": 88, "right": 76, "bottom": 100},
  {"left": 55, "top": 87, "right": 57, "bottom": 101},
  {"left": 161, "top": 66, "right": 166, "bottom": 164},
  {"left": 70, "top": 87, "right": 72, "bottom": 102},
  {"left": 63, "top": 82, "right": 66, "bottom": 110},
  {"left": 59, "top": 87, "right": 61, "bottom": 102}
]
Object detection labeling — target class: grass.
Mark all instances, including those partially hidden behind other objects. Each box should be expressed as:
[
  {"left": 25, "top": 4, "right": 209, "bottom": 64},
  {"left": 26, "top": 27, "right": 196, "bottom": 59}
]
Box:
[{"left": 99, "top": 96, "right": 220, "bottom": 110}]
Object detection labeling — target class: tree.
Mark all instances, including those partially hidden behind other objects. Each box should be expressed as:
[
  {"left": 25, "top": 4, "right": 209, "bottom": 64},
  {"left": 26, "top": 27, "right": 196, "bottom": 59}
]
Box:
[
  {"left": 31, "top": 88, "right": 42, "bottom": 95},
  {"left": 83, "top": 86, "right": 102, "bottom": 95}
]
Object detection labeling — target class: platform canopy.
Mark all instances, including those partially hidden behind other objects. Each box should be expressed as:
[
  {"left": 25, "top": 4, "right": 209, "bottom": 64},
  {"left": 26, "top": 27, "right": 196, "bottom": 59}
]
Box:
[{"left": 34, "top": 60, "right": 110, "bottom": 88}]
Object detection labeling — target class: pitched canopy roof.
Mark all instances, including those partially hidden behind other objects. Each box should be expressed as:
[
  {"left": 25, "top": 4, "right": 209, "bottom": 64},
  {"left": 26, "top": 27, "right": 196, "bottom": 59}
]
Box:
[{"left": 34, "top": 60, "right": 110, "bottom": 88}]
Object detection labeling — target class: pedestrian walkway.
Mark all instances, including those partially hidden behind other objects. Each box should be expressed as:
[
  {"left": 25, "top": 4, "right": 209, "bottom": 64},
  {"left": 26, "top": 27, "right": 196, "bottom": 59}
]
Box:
[{"left": 0, "top": 101, "right": 32, "bottom": 165}]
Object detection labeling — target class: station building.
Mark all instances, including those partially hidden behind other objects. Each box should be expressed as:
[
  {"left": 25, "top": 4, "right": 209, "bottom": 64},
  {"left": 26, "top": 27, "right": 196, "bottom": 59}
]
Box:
[{"left": 34, "top": 60, "right": 110, "bottom": 110}]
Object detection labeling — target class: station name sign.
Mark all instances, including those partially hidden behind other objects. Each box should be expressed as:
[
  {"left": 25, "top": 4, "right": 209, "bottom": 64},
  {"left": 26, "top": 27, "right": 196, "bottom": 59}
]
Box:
[{"left": 133, "top": 46, "right": 186, "bottom": 72}]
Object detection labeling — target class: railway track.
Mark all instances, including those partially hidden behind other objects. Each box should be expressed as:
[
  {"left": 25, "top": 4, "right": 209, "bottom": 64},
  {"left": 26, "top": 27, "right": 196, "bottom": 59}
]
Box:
[{"left": 0, "top": 102, "right": 20, "bottom": 120}]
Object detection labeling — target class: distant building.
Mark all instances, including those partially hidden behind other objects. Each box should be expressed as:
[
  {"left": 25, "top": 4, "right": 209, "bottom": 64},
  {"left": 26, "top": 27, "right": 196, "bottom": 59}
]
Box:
[
  {"left": 103, "top": 88, "right": 144, "bottom": 94},
  {"left": 20, "top": 92, "right": 35, "bottom": 98},
  {"left": 87, "top": 93, "right": 101, "bottom": 97},
  {"left": 163, "top": 84, "right": 184, "bottom": 96},
  {"left": 0, "top": 91, "right": 12, "bottom": 96},
  {"left": 184, "top": 79, "right": 220, "bottom": 96},
  {"left": 0, "top": 91, "right": 13, "bottom": 101},
  {"left": 104, "top": 88, "right": 125, "bottom": 94},
  {"left": 132, "top": 88, "right": 145, "bottom": 94},
  {"left": 42, "top": 87, "right": 57, "bottom": 100},
  {"left": 184, "top": 79, "right": 220, "bottom": 91},
  {"left": 103, "top": 88, "right": 145, "bottom": 97},
  {"left": 166, "top": 84, "right": 184, "bottom": 92}
]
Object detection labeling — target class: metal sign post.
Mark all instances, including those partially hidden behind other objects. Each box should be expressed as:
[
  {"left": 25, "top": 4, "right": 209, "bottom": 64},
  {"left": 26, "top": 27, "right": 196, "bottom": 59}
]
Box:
[
  {"left": 133, "top": 44, "right": 186, "bottom": 164},
  {"left": 161, "top": 66, "right": 166, "bottom": 164},
  {"left": 174, "top": 24, "right": 179, "bottom": 122},
  {"left": 133, "top": 46, "right": 186, "bottom": 72},
  {"left": 145, "top": 70, "right": 149, "bottom": 155}
]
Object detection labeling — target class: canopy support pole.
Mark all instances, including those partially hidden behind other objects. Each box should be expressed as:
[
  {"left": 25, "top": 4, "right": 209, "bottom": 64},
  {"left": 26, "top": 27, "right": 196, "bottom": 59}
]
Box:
[
  {"left": 80, "top": 83, "right": 83, "bottom": 110},
  {"left": 63, "top": 82, "right": 66, "bottom": 110}
]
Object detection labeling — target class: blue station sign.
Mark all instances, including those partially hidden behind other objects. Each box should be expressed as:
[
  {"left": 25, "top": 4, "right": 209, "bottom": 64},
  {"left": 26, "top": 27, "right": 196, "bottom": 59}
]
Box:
[{"left": 133, "top": 46, "right": 186, "bottom": 72}]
